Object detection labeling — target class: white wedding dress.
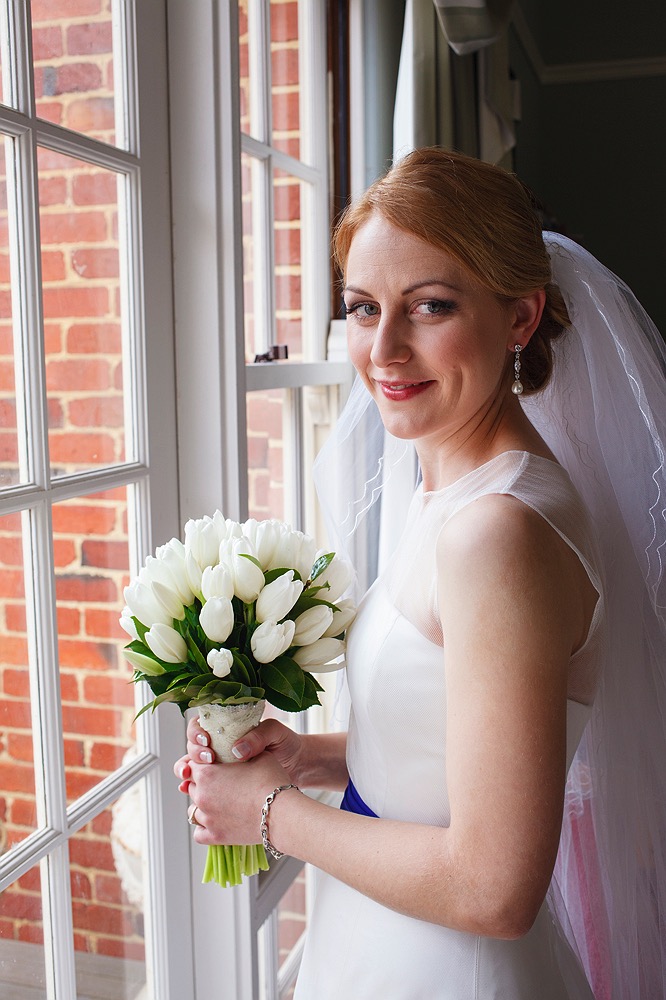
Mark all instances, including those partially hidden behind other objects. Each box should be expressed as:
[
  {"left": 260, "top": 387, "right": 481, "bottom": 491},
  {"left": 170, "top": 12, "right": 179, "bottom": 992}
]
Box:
[{"left": 295, "top": 450, "right": 604, "bottom": 999}]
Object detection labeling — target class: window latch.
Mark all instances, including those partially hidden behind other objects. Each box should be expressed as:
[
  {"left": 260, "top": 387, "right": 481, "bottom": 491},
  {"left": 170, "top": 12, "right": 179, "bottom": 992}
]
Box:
[{"left": 254, "top": 344, "right": 288, "bottom": 363}]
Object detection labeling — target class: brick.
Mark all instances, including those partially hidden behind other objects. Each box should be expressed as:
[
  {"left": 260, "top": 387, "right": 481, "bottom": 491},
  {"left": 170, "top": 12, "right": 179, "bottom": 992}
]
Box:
[
  {"left": 248, "top": 471, "right": 270, "bottom": 512},
  {"left": 69, "top": 837, "right": 116, "bottom": 872},
  {"left": 2, "top": 670, "right": 29, "bottom": 698},
  {"left": 66, "top": 769, "right": 102, "bottom": 800},
  {"left": 59, "top": 672, "right": 80, "bottom": 702},
  {"left": 83, "top": 672, "right": 133, "bottom": 705},
  {"left": 42, "top": 286, "right": 109, "bottom": 319},
  {"left": 0, "top": 889, "right": 42, "bottom": 920},
  {"left": 53, "top": 538, "right": 77, "bottom": 569},
  {"left": 57, "top": 637, "right": 119, "bottom": 669},
  {"left": 271, "top": 47, "right": 299, "bottom": 88},
  {"left": 71, "top": 247, "right": 118, "bottom": 279},
  {"left": 57, "top": 62, "right": 103, "bottom": 95},
  {"left": 67, "top": 98, "right": 114, "bottom": 134},
  {"left": 0, "top": 637, "right": 29, "bottom": 666},
  {"left": 48, "top": 396, "right": 65, "bottom": 427},
  {"left": 70, "top": 870, "right": 93, "bottom": 900},
  {"left": 0, "top": 569, "right": 25, "bottom": 598},
  {"left": 52, "top": 504, "right": 116, "bottom": 535},
  {"left": 64, "top": 738, "right": 85, "bottom": 766},
  {"left": 0, "top": 361, "right": 15, "bottom": 390},
  {"left": 94, "top": 872, "right": 123, "bottom": 905},
  {"left": 248, "top": 434, "right": 268, "bottom": 469},
  {"left": 0, "top": 698, "right": 31, "bottom": 727},
  {"left": 56, "top": 604, "right": 81, "bottom": 634},
  {"left": 44, "top": 323, "right": 62, "bottom": 353},
  {"left": 272, "top": 91, "right": 300, "bottom": 133},
  {"left": 5, "top": 603, "right": 26, "bottom": 631},
  {"left": 0, "top": 762, "right": 36, "bottom": 793},
  {"left": 0, "top": 253, "right": 10, "bottom": 283},
  {"left": 270, "top": 3, "right": 299, "bottom": 43},
  {"left": 68, "top": 396, "right": 124, "bottom": 428},
  {"left": 72, "top": 173, "right": 117, "bottom": 206},
  {"left": 273, "top": 182, "right": 300, "bottom": 222},
  {"left": 67, "top": 322, "right": 121, "bottom": 353},
  {"left": 67, "top": 22, "right": 113, "bottom": 56},
  {"left": 112, "top": 361, "right": 123, "bottom": 390},
  {"left": 32, "top": 0, "right": 101, "bottom": 16},
  {"left": 48, "top": 430, "right": 117, "bottom": 465},
  {"left": 55, "top": 573, "right": 118, "bottom": 605},
  {"left": 0, "top": 532, "right": 22, "bottom": 568},
  {"left": 81, "top": 539, "right": 128, "bottom": 570},
  {"left": 17, "top": 867, "right": 41, "bottom": 892},
  {"left": 46, "top": 358, "right": 110, "bottom": 391},
  {"left": 0, "top": 919, "right": 15, "bottom": 938},
  {"left": 84, "top": 609, "right": 127, "bottom": 641},
  {"left": 0, "top": 289, "right": 14, "bottom": 320},
  {"left": 39, "top": 210, "right": 108, "bottom": 244},
  {"left": 32, "top": 26, "right": 63, "bottom": 61},
  {"left": 38, "top": 175, "right": 68, "bottom": 208},
  {"left": 97, "top": 938, "right": 145, "bottom": 961},
  {"left": 41, "top": 249, "right": 66, "bottom": 282},
  {"left": 247, "top": 395, "right": 283, "bottom": 435},
  {"left": 36, "top": 100, "right": 64, "bottom": 125},
  {"left": 61, "top": 702, "right": 124, "bottom": 737},
  {"left": 90, "top": 741, "right": 127, "bottom": 771},
  {"left": 275, "top": 274, "right": 301, "bottom": 311},
  {"left": 9, "top": 797, "right": 37, "bottom": 827},
  {"left": 18, "top": 924, "right": 45, "bottom": 945},
  {"left": 0, "top": 325, "right": 12, "bottom": 354},
  {"left": 7, "top": 733, "right": 34, "bottom": 763},
  {"left": 91, "top": 810, "right": 112, "bottom": 836},
  {"left": 0, "top": 512, "right": 22, "bottom": 532},
  {"left": 275, "top": 227, "right": 300, "bottom": 266}
]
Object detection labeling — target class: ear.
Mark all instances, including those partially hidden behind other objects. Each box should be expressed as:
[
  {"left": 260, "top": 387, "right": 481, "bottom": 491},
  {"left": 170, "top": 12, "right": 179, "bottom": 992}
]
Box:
[{"left": 507, "top": 290, "right": 546, "bottom": 351}]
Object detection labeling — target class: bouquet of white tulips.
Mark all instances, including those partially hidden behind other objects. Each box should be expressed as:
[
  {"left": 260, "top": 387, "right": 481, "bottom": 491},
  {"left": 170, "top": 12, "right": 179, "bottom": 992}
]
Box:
[{"left": 120, "top": 512, "right": 355, "bottom": 887}]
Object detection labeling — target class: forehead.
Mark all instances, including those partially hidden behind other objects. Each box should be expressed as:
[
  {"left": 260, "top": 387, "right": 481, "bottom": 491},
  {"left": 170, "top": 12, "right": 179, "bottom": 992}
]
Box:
[{"left": 345, "top": 213, "right": 469, "bottom": 288}]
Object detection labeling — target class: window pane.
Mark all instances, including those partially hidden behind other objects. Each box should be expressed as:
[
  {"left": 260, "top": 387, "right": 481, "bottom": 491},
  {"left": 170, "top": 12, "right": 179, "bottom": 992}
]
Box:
[
  {"left": 247, "top": 389, "right": 285, "bottom": 521},
  {"left": 0, "top": 511, "right": 40, "bottom": 852},
  {"left": 0, "top": 136, "right": 20, "bottom": 487},
  {"left": 241, "top": 150, "right": 262, "bottom": 361},
  {"left": 258, "top": 868, "right": 308, "bottom": 1000},
  {"left": 274, "top": 168, "right": 303, "bottom": 361},
  {"left": 72, "top": 794, "right": 147, "bottom": 998},
  {"left": 32, "top": 0, "right": 121, "bottom": 147},
  {"left": 52, "top": 486, "right": 135, "bottom": 805},
  {"left": 0, "top": 862, "right": 47, "bottom": 996},
  {"left": 270, "top": 0, "right": 300, "bottom": 158},
  {"left": 38, "top": 149, "right": 127, "bottom": 478}
]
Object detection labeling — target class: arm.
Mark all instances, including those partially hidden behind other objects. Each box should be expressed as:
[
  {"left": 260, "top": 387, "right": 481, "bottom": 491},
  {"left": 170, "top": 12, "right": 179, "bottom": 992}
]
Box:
[{"left": 181, "top": 494, "right": 591, "bottom": 938}]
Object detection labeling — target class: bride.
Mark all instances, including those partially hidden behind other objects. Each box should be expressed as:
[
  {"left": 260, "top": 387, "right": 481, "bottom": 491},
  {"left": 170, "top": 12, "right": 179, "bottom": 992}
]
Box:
[{"left": 175, "top": 149, "right": 666, "bottom": 998}]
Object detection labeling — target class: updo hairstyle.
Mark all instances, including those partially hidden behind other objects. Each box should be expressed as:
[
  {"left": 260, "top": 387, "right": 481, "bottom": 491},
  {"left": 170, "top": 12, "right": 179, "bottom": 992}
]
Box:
[{"left": 334, "top": 148, "right": 570, "bottom": 395}]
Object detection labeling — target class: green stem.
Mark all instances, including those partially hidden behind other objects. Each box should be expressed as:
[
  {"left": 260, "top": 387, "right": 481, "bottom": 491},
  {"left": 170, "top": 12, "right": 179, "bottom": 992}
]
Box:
[{"left": 201, "top": 843, "right": 269, "bottom": 888}]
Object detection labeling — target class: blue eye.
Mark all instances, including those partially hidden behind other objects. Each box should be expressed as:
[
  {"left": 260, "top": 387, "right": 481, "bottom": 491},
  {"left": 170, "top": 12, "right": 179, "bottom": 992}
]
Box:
[
  {"left": 344, "top": 302, "right": 379, "bottom": 318},
  {"left": 415, "top": 299, "right": 455, "bottom": 315}
]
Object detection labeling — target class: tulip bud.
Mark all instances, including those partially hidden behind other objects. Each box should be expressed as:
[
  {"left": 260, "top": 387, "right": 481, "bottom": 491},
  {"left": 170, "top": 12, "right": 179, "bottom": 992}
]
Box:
[
  {"left": 229, "top": 539, "right": 265, "bottom": 603},
  {"left": 152, "top": 581, "right": 186, "bottom": 621},
  {"left": 292, "top": 637, "right": 345, "bottom": 671},
  {"left": 313, "top": 556, "right": 352, "bottom": 602},
  {"left": 152, "top": 540, "right": 196, "bottom": 605},
  {"left": 124, "top": 581, "right": 173, "bottom": 627},
  {"left": 201, "top": 563, "right": 234, "bottom": 601},
  {"left": 199, "top": 596, "right": 234, "bottom": 643},
  {"left": 207, "top": 647, "right": 233, "bottom": 678},
  {"left": 242, "top": 518, "right": 281, "bottom": 569},
  {"left": 255, "top": 570, "right": 303, "bottom": 624},
  {"left": 250, "top": 619, "right": 295, "bottom": 663},
  {"left": 185, "top": 549, "right": 203, "bottom": 597},
  {"left": 323, "top": 598, "right": 356, "bottom": 637},
  {"left": 293, "top": 605, "right": 334, "bottom": 645},
  {"left": 124, "top": 649, "right": 167, "bottom": 676},
  {"left": 144, "top": 623, "right": 188, "bottom": 663},
  {"left": 119, "top": 606, "right": 140, "bottom": 641},
  {"left": 184, "top": 516, "right": 220, "bottom": 569}
]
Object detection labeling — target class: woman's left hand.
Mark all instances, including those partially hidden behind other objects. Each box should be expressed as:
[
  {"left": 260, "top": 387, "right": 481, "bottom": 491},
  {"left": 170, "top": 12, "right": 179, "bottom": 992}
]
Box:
[{"left": 174, "top": 750, "right": 293, "bottom": 846}]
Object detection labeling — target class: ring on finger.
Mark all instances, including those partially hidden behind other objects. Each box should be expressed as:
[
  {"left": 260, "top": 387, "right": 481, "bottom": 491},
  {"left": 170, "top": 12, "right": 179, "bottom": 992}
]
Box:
[{"left": 188, "top": 805, "right": 201, "bottom": 827}]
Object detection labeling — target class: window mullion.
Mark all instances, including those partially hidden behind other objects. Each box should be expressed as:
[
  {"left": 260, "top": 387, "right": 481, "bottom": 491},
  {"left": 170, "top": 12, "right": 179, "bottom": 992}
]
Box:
[
  {"left": 284, "top": 387, "right": 304, "bottom": 527},
  {"left": 7, "top": 0, "right": 34, "bottom": 116}
]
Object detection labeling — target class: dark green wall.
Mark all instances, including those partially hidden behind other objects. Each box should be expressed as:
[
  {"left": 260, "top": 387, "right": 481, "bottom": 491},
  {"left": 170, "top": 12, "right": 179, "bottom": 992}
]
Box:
[{"left": 509, "top": 26, "right": 666, "bottom": 334}]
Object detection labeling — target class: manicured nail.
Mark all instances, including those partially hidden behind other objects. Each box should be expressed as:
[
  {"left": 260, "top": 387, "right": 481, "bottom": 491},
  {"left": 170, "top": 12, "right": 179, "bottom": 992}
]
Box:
[
  {"left": 200, "top": 750, "right": 213, "bottom": 763},
  {"left": 196, "top": 733, "right": 209, "bottom": 747},
  {"left": 232, "top": 741, "right": 250, "bottom": 760}
]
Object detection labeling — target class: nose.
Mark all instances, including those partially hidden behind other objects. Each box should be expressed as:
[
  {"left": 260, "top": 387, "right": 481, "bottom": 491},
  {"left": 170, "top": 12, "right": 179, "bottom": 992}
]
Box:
[{"left": 369, "top": 313, "right": 412, "bottom": 369}]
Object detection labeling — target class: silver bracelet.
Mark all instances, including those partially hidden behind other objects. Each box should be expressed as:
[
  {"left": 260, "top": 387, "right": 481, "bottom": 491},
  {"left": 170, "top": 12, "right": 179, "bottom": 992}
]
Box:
[{"left": 260, "top": 784, "right": 300, "bottom": 860}]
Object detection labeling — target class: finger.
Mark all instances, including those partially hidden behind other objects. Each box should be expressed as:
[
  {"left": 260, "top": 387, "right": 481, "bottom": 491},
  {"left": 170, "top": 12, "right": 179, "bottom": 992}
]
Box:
[
  {"left": 186, "top": 719, "right": 216, "bottom": 764},
  {"left": 231, "top": 718, "right": 286, "bottom": 760},
  {"left": 174, "top": 755, "right": 192, "bottom": 780}
]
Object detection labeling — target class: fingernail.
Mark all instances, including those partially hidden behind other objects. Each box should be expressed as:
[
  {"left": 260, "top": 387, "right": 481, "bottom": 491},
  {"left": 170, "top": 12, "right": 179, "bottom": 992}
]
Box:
[
  {"left": 232, "top": 741, "right": 250, "bottom": 760},
  {"left": 200, "top": 750, "right": 213, "bottom": 763},
  {"left": 179, "top": 764, "right": 189, "bottom": 780},
  {"left": 196, "top": 734, "right": 209, "bottom": 747}
]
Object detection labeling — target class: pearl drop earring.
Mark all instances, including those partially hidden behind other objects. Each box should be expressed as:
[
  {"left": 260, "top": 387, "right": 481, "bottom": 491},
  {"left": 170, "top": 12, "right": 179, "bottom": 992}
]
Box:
[{"left": 511, "top": 344, "right": 523, "bottom": 395}]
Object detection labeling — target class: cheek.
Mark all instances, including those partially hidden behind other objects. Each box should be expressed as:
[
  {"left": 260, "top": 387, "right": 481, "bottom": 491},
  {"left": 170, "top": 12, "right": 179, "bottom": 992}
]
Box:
[{"left": 346, "top": 329, "right": 370, "bottom": 373}]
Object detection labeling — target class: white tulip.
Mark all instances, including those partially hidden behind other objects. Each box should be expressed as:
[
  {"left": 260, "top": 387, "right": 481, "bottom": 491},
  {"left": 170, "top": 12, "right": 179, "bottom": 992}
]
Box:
[
  {"left": 201, "top": 563, "right": 234, "bottom": 601},
  {"left": 226, "top": 538, "right": 265, "bottom": 603},
  {"left": 199, "top": 596, "right": 235, "bottom": 642},
  {"left": 292, "top": 637, "right": 346, "bottom": 670},
  {"left": 268, "top": 527, "right": 317, "bottom": 582},
  {"left": 124, "top": 581, "right": 172, "bottom": 627},
  {"left": 119, "top": 606, "right": 140, "bottom": 641},
  {"left": 313, "top": 556, "right": 352, "bottom": 602},
  {"left": 323, "top": 598, "right": 356, "bottom": 637},
  {"left": 251, "top": 619, "right": 295, "bottom": 663},
  {"left": 145, "top": 623, "right": 188, "bottom": 663},
  {"left": 255, "top": 570, "right": 303, "bottom": 624},
  {"left": 152, "top": 539, "right": 196, "bottom": 605},
  {"left": 152, "top": 580, "right": 186, "bottom": 621},
  {"left": 293, "top": 605, "right": 334, "bottom": 645},
  {"left": 185, "top": 549, "right": 203, "bottom": 596},
  {"left": 242, "top": 518, "right": 281, "bottom": 569},
  {"left": 184, "top": 515, "right": 220, "bottom": 569},
  {"left": 123, "top": 648, "right": 167, "bottom": 675},
  {"left": 207, "top": 647, "right": 234, "bottom": 678}
]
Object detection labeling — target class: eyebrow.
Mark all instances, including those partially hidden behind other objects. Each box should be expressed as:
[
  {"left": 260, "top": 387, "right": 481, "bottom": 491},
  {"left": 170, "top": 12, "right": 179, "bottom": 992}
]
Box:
[{"left": 343, "top": 279, "right": 462, "bottom": 296}]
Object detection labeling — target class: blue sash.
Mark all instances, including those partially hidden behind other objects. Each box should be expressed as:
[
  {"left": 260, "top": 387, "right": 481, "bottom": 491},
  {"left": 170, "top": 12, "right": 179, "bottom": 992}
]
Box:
[{"left": 340, "top": 778, "right": 379, "bottom": 818}]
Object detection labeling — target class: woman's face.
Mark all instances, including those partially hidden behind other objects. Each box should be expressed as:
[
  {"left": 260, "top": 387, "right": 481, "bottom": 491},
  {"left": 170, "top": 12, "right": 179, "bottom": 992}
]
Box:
[{"left": 343, "top": 213, "right": 521, "bottom": 450}]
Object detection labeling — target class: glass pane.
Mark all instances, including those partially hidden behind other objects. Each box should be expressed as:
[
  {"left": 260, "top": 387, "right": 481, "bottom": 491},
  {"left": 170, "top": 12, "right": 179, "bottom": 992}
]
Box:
[
  {"left": 247, "top": 389, "right": 285, "bottom": 521},
  {"left": 258, "top": 868, "right": 308, "bottom": 1000},
  {"left": 0, "top": 862, "right": 48, "bottom": 996},
  {"left": 38, "top": 149, "right": 127, "bottom": 478},
  {"left": 72, "top": 796, "right": 147, "bottom": 999},
  {"left": 274, "top": 168, "right": 303, "bottom": 361},
  {"left": 0, "top": 136, "right": 25, "bottom": 487},
  {"left": 52, "top": 486, "right": 136, "bottom": 805},
  {"left": 241, "top": 150, "right": 260, "bottom": 361},
  {"left": 32, "top": 0, "right": 121, "bottom": 147},
  {"left": 270, "top": 0, "right": 300, "bottom": 159},
  {"left": 0, "top": 511, "right": 40, "bottom": 851}
]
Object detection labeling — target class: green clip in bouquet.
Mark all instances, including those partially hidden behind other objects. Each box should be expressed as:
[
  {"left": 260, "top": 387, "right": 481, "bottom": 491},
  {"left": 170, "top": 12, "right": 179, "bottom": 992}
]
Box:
[{"left": 120, "top": 513, "right": 355, "bottom": 887}]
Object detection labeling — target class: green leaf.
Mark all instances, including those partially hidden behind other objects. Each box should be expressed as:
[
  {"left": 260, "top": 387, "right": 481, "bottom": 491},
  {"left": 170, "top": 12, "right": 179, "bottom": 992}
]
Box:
[
  {"left": 131, "top": 616, "right": 149, "bottom": 644},
  {"left": 309, "top": 552, "right": 334, "bottom": 583},
  {"left": 263, "top": 566, "right": 302, "bottom": 586},
  {"left": 260, "top": 656, "right": 305, "bottom": 705},
  {"left": 183, "top": 631, "right": 209, "bottom": 672},
  {"left": 232, "top": 652, "right": 253, "bottom": 686},
  {"left": 263, "top": 687, "right": 302, "bottom": 712},
  {"left": 290, "top": 591, "right": 336, "bottom": 619},
  {"left": 239, "top": 552, "right": 263, "bottom": 570}
]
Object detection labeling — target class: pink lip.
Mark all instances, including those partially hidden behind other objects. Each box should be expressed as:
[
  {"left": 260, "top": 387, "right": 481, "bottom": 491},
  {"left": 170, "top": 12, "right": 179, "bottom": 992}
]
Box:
[{"left": 377, "top": 380, "right": 433, "bottom": 401}]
